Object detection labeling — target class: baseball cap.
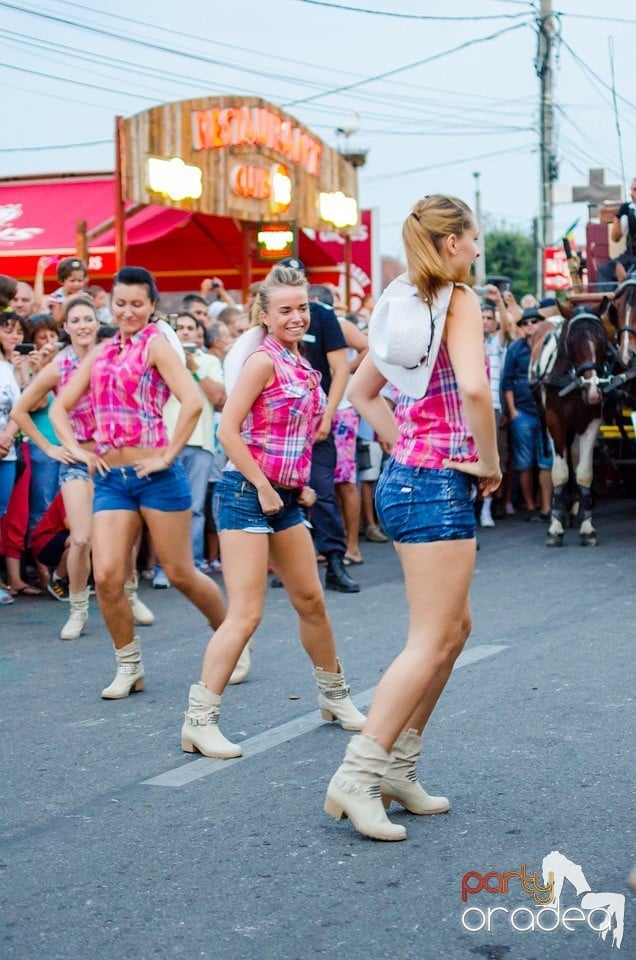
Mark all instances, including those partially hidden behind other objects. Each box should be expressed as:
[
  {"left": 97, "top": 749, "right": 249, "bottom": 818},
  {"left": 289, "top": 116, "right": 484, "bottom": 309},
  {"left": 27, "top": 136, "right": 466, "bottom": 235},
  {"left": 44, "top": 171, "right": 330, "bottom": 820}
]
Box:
[
  {"left": 539, "top": 297, "right": 557, "bottom": 309},
  {"left": 278, "top": 257, "right": 306, "bottom": 272}
]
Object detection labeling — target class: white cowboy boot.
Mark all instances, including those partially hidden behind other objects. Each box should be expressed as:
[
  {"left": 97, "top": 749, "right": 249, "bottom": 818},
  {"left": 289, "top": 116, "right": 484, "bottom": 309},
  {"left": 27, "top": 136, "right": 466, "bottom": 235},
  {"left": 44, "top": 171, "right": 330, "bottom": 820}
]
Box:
[
  {"left": 101, "top": 637, "right": 145, "bottom": 699},
  {"left": 181, "top": 682, "right": 242, "bottom": 758},
  {"left": 60, "top": 587, "right": 90, "bottom": 641},
  {"left": 124, "top": 573, "right": 155, "bottom": 626},
  {"left": 324, "top": 734, "right": 407, "bottom": 841},
  {"left": 228, "top": 640, "right": 252, "bottom": 685},
  {"left": 380, "top": 729, "right": 450, "bottom": 815},
  {"left": 313, "top": 659, "right": 366, "bottom": 730}
]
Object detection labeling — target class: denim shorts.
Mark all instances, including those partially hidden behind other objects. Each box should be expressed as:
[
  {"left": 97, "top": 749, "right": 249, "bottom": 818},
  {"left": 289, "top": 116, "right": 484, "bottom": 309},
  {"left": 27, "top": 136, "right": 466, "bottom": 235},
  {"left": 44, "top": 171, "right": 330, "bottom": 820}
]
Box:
[
  {"left": 375, "top": 459, "right": 477, "bottom": 544},
  {"left": 213, "top": 470, "right": 307, "bottom": 534},
  {"left": 59, "top": 461, "right": 91, "bottom": 485},
  {"left": 510, "top": 410, "right": 553, "bottom": 471},
  {"left": 93, "top": 461, "right": 192, "bottom": 514}
]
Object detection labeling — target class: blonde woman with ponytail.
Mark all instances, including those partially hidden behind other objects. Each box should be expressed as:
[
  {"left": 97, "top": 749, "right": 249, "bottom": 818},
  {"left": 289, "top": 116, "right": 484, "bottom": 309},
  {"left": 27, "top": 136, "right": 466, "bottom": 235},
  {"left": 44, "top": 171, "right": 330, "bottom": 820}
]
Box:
[{"left": 324, "top": 195, "right": 501, "bottom": 841}]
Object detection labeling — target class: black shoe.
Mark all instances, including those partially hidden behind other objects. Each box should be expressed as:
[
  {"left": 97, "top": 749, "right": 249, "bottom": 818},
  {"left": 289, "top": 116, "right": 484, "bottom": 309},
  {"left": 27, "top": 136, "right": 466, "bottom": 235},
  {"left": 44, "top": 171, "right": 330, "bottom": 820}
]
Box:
[{"left": 325, "top": 554, "right": 360, "bottom": 593}]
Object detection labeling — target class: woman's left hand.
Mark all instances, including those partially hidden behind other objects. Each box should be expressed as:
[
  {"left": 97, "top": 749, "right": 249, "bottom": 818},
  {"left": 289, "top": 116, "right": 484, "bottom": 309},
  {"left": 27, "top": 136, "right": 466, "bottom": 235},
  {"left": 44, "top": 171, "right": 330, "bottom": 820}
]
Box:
[
  {"left": 298, "top": 485, "right": 316, "bottom": 508},
  {"left": 134, "top": 455, "right": 171, "bottom": 479},
  {"left": 444, "top": 458, "right": 502, "bottom": 498}
]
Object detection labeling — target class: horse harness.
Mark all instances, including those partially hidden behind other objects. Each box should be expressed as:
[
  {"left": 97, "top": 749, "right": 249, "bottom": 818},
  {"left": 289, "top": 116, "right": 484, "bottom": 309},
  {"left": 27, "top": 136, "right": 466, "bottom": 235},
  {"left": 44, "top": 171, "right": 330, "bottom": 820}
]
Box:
[{"left": 532, "top": 312, "right": 610, "bottom": 398}]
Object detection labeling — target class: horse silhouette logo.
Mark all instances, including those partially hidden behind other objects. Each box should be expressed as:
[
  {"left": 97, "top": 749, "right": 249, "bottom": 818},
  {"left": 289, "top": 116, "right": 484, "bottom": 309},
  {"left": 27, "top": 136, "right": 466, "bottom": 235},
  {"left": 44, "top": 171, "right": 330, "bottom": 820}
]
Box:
[{"left": 542, "top": 851, "right": 625, "bottom": 949}]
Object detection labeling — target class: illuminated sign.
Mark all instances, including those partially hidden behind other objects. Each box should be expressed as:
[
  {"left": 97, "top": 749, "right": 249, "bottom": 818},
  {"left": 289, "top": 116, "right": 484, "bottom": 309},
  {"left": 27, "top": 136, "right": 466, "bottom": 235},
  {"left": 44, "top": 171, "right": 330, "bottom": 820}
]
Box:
[
  {"left": 257, "top": 225, "right": 295, "bottom": 260},
  {"left": 230, "top": 162, "right": 292, "bottom": 215},
  {"left": 147, "top": 157, "right": 203, "bottom": 202},
  {"left": 318, "top": 191, "right": 358, "bottom": 229},
  {"left": 192, "top": 106, "right": 322, "bottom": 176}
]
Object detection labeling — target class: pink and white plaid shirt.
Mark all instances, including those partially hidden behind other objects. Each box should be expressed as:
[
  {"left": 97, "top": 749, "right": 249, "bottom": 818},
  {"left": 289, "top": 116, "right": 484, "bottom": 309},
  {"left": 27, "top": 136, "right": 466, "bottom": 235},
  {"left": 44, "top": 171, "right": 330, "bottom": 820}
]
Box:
[
  {"left": 55, "top": 346, "right": 96, "bottom": 443},
  {"left": 90, "top": 324, "right": 170, "bottom": 455},
  {"left": 392, "top": 341, "right": 477, "bottom": 470},
  {"left": 240, "top": 335, "right": 326, "bottom": 487}
]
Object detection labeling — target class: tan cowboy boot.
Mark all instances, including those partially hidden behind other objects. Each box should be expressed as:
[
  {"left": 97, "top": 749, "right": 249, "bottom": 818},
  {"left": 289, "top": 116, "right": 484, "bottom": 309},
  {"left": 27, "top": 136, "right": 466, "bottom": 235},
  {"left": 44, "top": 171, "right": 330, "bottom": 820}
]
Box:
[
  {"left": 380, "top": 729, "right": 450, "bottom": 815},
  {"left": 101, "top": 637, "right": 145, "bottom": 699},
  {"left": 228, "top": 640, "right": 252, "bottom": 685},
  {"left": 60, "top": 587, "right": 89, "bottom": 641},
  {"left": 313, "top": 659, "right": 366, "bottom": 730},
  {"left": 181, "top": 682, "right": 242, "bottom": 758},
  {"left": 124, "top": 573, "right": 155, "bottom": 626},
  {"left": 324, "top": 735, "right": 407, "bottom": 841}
]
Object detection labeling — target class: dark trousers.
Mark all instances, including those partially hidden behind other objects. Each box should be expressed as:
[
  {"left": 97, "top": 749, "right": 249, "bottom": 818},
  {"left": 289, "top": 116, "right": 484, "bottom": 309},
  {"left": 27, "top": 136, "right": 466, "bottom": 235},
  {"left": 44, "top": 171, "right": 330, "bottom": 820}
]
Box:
[
  {"left": 597, "top": 252, "right": 636, "bottom": 289},
  {"left": 309, "top": 433, "right": 346, "bottom": 556}
]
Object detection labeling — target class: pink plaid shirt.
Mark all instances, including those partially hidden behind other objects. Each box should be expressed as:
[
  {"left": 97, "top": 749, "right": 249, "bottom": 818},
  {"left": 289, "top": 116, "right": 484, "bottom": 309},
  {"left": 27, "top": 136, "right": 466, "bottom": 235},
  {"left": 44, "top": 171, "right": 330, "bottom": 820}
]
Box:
[
  {"left": 90, "top": 324, "right": 170, "bottom": 455},
  {"left": 392, "top": 341, "right": 477, "bottom": 469},
  {"left": 240, "top": 335, "right": 326, "bottom": 487},
  {"left": 55, "top": 346, "right": 96, "bottom": 443}
]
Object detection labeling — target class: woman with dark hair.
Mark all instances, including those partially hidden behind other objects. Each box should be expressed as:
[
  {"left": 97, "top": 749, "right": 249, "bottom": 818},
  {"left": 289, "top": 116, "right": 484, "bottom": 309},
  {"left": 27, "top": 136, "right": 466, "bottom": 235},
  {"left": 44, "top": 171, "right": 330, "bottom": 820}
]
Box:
[
  {"left": 51, "top": 267, "right": 226, "bottom": 696},
  {"left": 324, "top": 195, "right": 501, "bottom": 841}
]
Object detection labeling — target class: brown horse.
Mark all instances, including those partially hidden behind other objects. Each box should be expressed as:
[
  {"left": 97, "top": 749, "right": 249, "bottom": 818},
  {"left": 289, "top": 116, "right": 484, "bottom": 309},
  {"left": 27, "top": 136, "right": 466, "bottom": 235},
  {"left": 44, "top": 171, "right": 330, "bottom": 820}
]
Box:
[{"left": 532, "top": 299, "right": 610, "bottom": 546}]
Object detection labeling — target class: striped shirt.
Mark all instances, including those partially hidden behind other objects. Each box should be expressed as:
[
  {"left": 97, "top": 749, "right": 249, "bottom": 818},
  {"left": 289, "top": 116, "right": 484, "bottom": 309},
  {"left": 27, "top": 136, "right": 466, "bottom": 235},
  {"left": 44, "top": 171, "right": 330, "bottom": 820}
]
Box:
[
  {"left": 90, "top": 323, "right": 170, "bottom": 455},
  {"left": 392, "top": 340, "right": 477, "bottom": 470},
  {"left": 238, "top": 335, "right": 326, "bottom": 487},
  {"left": 56, "top": 345, "right": 96, "bottom": 443}
]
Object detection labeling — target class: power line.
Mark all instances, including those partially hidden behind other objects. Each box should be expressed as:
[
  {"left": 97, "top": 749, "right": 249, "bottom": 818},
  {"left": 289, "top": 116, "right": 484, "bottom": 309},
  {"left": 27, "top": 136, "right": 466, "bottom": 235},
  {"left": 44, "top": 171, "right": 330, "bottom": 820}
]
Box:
[
  {"left": 283, "top": 20, "right": 531, "bottom": 107},
  {"left": 296, "top": 0, "right": 528, "bottom": 21},
  {"left": 559, "top": 12, "right": 636, "bottom": 26},
  {"left": 0, "top": 139, "right": 111, "bottom": 153},
  {"left": 362, "top": 141, "right": 534, "bottom": 184}
]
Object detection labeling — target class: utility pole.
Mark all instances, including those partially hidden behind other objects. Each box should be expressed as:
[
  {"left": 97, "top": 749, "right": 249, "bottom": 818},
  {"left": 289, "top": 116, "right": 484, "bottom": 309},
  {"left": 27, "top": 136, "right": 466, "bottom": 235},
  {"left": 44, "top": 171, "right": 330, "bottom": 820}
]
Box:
[
  {"left": 473, "top": 171, "right": 485, "bottom": 283},
  {"left": 536, "top": 0, "right": 557, "bottom": 294}
]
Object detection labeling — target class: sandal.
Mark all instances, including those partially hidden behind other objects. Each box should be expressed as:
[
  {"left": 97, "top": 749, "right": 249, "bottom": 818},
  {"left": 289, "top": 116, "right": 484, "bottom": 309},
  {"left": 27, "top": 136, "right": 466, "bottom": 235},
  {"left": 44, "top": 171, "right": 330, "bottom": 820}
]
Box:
[
  {"left": 0, "top": 587, "right": 15, "bottom": 605},
  {"left": 343, "top": 555, "right": 364, "bottom": 566},
  {"left": 10, "top": 584, "right": 43, "bottom": 597}
]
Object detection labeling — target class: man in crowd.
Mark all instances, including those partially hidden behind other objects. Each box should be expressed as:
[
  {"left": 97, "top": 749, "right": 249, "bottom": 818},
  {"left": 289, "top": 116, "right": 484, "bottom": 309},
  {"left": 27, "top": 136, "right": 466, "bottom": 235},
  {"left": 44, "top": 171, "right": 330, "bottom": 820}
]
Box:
[
  {"left": 11, "top": 282, "right": 37, "bottom": 320},
  {"left": 598, "top": 177, "right": 636, "bottom": 288}
]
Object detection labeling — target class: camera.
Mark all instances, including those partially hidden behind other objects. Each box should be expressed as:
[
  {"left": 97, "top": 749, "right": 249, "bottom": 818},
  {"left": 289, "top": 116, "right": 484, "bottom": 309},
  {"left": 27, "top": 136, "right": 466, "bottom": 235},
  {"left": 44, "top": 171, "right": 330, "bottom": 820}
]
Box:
[
  {"left": 55, "top": 342, "right": 67, "bottom": 351},
  {"left": 485, "top": 275, "right": 511, "bottom": 293},
  {"left": 211, "top": 281, "right": 220, "bottom": 289},
  {"left": 183, "top": 343, "right": 197, "bottom": 353},
  {"left": 15, "top": 343, "right": 35, "bottom": 354}
]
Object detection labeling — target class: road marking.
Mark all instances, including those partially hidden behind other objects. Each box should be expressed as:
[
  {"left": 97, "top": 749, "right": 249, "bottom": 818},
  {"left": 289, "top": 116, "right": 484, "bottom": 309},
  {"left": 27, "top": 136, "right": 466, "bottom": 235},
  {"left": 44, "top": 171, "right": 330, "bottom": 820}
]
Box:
[{"left": 143, "top": 642, "right": 508, "bottom": 788}]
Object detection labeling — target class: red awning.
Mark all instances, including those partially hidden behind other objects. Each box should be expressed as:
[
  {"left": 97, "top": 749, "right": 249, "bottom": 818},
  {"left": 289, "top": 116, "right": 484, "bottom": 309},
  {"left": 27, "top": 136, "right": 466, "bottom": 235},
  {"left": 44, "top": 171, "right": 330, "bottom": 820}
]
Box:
[{"left": 0, "top": 174, "right": 344, "bottom": 291}]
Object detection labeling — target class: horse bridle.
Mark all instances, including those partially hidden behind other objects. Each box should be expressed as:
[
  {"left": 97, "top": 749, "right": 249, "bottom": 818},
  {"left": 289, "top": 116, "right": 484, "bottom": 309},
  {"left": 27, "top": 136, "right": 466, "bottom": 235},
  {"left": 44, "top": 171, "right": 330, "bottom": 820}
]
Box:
[{"left": 556, "top": 311, "right": 609, "bottom": 396}]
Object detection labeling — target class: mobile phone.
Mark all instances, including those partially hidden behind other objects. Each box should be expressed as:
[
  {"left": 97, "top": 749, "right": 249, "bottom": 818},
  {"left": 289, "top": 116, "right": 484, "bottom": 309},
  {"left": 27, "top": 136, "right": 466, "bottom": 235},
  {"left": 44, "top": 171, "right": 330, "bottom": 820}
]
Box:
[
  {"left": 211, "top": 281, "right": 220, "bottom": 289},
  {"left": 15, "top": 343, "right": 35, "bottom": 354},
  {"left": 183, "top": 343, "right": 197, "bottom": 353},
  {"left": 55, "top": 342, "right": 67, "bottom": 351}
]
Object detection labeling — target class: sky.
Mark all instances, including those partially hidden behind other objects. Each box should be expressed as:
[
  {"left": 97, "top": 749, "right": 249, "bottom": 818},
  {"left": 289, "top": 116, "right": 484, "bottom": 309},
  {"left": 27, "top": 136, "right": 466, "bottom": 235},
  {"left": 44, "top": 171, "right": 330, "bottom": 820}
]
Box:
[{"left": 1, "top": 0, "right": 635, "bottom": 263}]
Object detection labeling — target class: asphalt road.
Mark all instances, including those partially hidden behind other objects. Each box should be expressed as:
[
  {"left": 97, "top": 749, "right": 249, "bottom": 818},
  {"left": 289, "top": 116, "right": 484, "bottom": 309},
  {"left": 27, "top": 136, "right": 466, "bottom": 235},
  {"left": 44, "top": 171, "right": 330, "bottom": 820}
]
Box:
[{"left": 1, "top": 498, "right": 634, "bottom": 960}]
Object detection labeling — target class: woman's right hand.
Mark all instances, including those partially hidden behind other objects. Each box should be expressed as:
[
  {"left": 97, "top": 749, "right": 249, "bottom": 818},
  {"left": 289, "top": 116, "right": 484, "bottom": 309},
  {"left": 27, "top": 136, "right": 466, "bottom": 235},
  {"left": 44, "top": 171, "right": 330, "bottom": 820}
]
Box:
[
  {"left": 257, "top": 482, "right": 284, "bottom": 516},
  {"left": 48, "top": 445, "right": 77, "bottom": 465},
  {"left": 443, "top": 458, "right": 502, "bottom": 498},
  {"left": 75, "top": 449, "right": 110, "bottom": 477}
]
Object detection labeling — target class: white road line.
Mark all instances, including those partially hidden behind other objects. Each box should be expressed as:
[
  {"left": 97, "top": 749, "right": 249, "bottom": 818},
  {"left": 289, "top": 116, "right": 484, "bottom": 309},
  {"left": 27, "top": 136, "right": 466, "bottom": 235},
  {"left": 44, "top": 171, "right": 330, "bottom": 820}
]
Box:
[{"left": 143, "top": 642, "right": 508, "bottom": 788}]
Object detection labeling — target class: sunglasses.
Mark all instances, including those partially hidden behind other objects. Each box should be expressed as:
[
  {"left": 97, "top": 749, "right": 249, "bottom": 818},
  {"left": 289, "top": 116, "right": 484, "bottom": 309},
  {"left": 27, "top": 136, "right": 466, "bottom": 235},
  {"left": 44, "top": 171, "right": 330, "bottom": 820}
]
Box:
[{"left": 517, "top": 317, "right": 541, "bottom": 327}]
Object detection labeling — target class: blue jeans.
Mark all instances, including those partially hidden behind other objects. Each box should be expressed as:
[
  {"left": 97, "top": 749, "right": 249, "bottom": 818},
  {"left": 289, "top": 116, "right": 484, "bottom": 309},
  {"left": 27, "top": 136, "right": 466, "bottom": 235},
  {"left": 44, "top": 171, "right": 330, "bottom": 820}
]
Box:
[
  {"left": 178, "top": 446, "right": 213, "bottom": 565},
  {"left": 213, "top": 471, "right": 307, "bottom": 534},
  {"left": 28, "top": 443, "right": 60, "bottom": 534},
  {"left": 510, "top": 410, "right": 552, "bottom": 471},
  {"left": 375, "top": 459, "right": 477, "bottom": 544},
  {"left": 93, "top": 462, "right": 191, "bottom": 513},
  {"left": 0, "top": 459, "right": 16, "bottom": 516}
]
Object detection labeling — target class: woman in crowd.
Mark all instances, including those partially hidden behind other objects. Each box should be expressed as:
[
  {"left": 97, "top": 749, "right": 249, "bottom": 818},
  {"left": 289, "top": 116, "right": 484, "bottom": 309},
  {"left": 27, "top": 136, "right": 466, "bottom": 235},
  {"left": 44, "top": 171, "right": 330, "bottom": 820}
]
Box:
[
  {"left": 179, "top": 264, "right": 365, "bottom": 759},
  {"left": 0, "top": 307, "right": 22, "bottom": 605},
  {"left": 50, "top": 267, "right": 226, "bottom": 695},
  {"left": 324, "top": 195, "right": 501, "bottom": 841}
]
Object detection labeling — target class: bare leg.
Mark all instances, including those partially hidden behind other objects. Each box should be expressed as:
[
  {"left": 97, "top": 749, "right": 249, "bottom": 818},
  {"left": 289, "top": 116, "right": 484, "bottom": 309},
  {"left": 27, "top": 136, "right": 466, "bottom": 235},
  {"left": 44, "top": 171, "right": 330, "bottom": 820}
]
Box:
[
  {"left": 360, "top": 481, "right": 376, "bottom": 529},
  {"left": 362, "top": 539, "right": 476, "bottom": 753},
  {"left": 517, "top": 469, "right": 535, "bottom": 511},
  {"left": 336, "top": 481, "right": 362, "bottom": 561},
  {"left": 141, "top": 507, "right": 226, "bottom": 629},
  {"left": 92, "top": 510, "right": 142, "bottom": 649},
  {"left": 269, "top": 523, "right": 338, "bottom": 672},
  {"left": 61, "top": 478, "right": 93, "bottom": 594},
  {"left": 538, "top": 468, "right": 553, "bottom": 515},
  {"left": 199, "top": 529, "right": 269, "bottom": 692}
]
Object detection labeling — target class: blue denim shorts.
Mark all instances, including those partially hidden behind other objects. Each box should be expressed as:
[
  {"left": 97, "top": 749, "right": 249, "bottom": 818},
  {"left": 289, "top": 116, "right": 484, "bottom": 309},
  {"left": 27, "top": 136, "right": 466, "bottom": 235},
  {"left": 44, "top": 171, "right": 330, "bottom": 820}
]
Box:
[
  {"left": 93, "top": 462, "right": 192, "bottom": 514},
  {"left": 213, "top": 470, "right": 307, "bottom": 534},
  {"left": 510, "top": 410, "right": 553, "bottom": 471},
  {"left": 59, "top": 461, "right": 91, "bottom": 485},
  {"left": 375, "top": 459, "right": 477, "bottom": 543}
]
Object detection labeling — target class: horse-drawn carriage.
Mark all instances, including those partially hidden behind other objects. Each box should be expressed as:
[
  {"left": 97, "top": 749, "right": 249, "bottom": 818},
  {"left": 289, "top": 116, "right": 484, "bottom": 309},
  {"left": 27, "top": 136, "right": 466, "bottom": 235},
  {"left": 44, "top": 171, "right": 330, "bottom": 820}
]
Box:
[{"left": 530, "top": 205, "right": 636, "bottom": 546}]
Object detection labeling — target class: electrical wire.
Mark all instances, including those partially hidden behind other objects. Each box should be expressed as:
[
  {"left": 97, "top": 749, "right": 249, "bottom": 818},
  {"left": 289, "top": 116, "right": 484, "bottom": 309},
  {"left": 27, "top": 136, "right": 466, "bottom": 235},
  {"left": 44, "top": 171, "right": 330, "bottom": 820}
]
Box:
[
  {"left": 362, "top": 142, "right": 534, "bottom": 184},
  {"left": 283, "top": 20, "right": 531, "bottom": 107},
  {"left": 295, "top": 0, "right": 528, "bottom": 21},
  {"left": 0, "top": 139, "right": 111, "bottom": 153}
]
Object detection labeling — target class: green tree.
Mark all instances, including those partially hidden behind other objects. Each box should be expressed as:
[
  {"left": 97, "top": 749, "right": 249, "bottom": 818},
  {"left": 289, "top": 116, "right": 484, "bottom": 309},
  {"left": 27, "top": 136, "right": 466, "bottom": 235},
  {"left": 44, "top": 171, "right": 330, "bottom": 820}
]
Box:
[{"left": 483, "top": 226, "right": 536, "bottom": 297}]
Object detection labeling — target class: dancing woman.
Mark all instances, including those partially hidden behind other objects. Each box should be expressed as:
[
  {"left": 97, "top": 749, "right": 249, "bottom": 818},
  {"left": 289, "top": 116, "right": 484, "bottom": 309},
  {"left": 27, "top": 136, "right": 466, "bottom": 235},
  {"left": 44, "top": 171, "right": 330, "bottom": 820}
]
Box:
[
  {"left": 325, "top": 195, "right": 501, "bottom": 840},
  {"left": 180, "top": 264, "right": 364, "bottom": 759},
  {"left": 50, "top": 267, "right": 226, "bottom": 697}
]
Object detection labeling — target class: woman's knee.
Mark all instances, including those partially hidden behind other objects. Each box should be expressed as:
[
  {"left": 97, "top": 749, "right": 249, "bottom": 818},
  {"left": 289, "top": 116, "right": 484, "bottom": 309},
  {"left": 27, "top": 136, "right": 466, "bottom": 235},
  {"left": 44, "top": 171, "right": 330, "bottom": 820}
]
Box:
[
  {"left": 94, "top": 564, "right": 126, "bottom": 597},
  {"left": 69, "top": 531, "right": 91, "bottom": 552},
  {"left": 224, "top": 609, "right": 262, "bottom": 638},
  {"left": 290, "top": 587, "right": 327, "bottom": 621}
]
